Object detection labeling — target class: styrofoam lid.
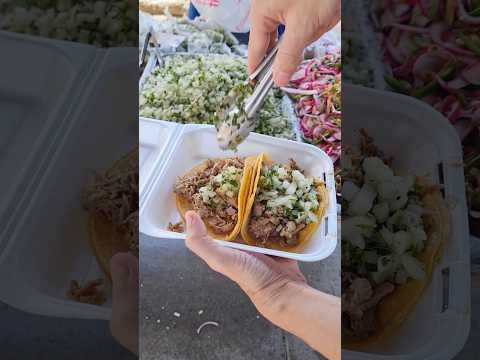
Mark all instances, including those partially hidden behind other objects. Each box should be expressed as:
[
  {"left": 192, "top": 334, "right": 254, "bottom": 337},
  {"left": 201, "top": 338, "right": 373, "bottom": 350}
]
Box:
[{"left": 0, "top": 32, "right": 95, "bottom": 254}]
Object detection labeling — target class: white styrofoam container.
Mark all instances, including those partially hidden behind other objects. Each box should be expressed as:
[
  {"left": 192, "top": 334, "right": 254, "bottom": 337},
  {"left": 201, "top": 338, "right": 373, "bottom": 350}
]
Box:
[
  {"left": 139, "top": 117, "right": 179, "bottom": 195},
  {"left": 139, "top": 120, "right": 337, "bottom": 262},
  {"left": 0, "top": 32, "right": 137, "bottom": 320},
  {"left": 342, "top": 84, "right": 470, "bottom": 359},
  {"left": 0, "top": 31, "right": 96, "bottom": 254}
]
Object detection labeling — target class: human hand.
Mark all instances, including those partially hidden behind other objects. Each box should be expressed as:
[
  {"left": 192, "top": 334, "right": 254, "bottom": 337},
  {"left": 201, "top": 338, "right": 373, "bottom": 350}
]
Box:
[
  {"left": 110, "top": 252, "right": 139, "bottom": 355},
  {"left": 184, "top": 211, "right": 341, "bottom": 359},
  {"left": 248, "top": 0, "right": 341, "bottom": 86},
  {"left": 184, "top": 210, "right": 309, "bottom": 316}
]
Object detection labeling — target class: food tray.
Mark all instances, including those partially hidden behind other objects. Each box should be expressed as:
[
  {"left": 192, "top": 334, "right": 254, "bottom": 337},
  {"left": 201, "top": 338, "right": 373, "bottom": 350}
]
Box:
[
  {"left": 139, "top": 120, "right": 337, "bottom": 262},
  {"left": 342, "top": 84, "right": 470, "bottom": 359},
  {"left": 0, "top": 32, "right": 137, "bottom": 320},
  {"left": 139, "top": 51, "right": 301, "bottom": 143},
  {"left": 139, "top": 117, "right": 179, "bottom": 194}
]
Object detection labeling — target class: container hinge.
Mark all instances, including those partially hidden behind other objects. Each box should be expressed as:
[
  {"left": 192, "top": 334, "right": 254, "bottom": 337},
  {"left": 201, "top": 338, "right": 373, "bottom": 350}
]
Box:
[
  {"left": 441, "top": 267, "right": 450, "bottom": 312},
  {"left": 437, "top": 162, "right": 446, "bottom": 199}
]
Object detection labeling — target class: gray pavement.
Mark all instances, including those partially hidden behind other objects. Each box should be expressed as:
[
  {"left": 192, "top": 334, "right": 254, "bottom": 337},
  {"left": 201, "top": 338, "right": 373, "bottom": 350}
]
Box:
[
  {"left": 140, "top": 234, "right": 340, "bottom": 360},
  {"left": 0, "top": 301, "right": 134, "bottom": 360}
]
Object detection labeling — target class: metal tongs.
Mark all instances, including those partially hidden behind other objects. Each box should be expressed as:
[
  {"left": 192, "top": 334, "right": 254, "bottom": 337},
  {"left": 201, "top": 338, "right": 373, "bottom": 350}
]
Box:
[
  {"left": 244, "top": 41, "right": 280, "bottom": 119},
  {"left": 139, "top": 29, "right": 152, "bottom": 74},
  {"left": 217, "top": 42, "right": 280, "bottom": 150}
]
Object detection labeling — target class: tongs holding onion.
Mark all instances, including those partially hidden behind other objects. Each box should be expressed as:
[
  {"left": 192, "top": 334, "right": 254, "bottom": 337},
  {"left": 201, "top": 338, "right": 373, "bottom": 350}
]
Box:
[{"left": 217, "top": 42, "right": 280, "bottom": 150}]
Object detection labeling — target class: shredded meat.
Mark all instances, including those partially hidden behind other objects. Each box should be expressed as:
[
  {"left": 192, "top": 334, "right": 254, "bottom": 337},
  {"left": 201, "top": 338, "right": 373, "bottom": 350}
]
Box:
[
  {"left": 342, "top": 281, "right": 395, "bottom": 338},
  {"left": 174, "top": 157, "right": 244, "bottom": 200},
  {"left": 82, "top": 151, "right": 139, "bottom": 255},
  {"left": 358, "top": 282, "right": 395, "bottom": 313},
  {"left": 348, "top": 308, "right": 376, "bottom": 337},
  {"left": 286, "top": 158, "right": 301, "bottom": 172},
  {"left": 253, "top": 203, "right": 265, "bottom": 217},
  {"left": 168, "top": 221, "right": 185, "bottom": 233},
  {"left": 248, "top": 213, "right": 304, "bottom": 247},
  {"left": 124, "top": 211, "right": 138, "bottom": 254},
  {"left": 175, "top": 158, "right": 243, "bottom": 235},
  {"left": 191, "top": 193, "right": 237, "bottom": 234},
  {"left": 67, "top": 279, "right": 106, "bottom": 305},
  {"left": 248, "top": 217, "right": 277, "bottom": 244},
  {"left": 216, "top": 188, "right": 238, "bottom": 209},
  {"left": 226, "top": 207, "right": 237, "bottom": 216}
]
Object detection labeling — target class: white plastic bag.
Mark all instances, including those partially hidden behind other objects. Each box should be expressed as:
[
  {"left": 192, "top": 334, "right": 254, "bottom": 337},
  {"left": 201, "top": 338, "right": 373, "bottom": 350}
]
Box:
[{"left": 191, "top": 0, "right": 251, "bottom": 33}]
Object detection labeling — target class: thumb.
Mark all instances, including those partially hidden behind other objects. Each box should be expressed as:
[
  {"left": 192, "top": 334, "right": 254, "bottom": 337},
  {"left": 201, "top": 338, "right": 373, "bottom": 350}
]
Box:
[
  {"left": 110, "top": 252, "right": 138, "bottom": 355},
  {"left": 185, "top": 211, "right": 255, "bottom": 284},
  {"left": 273, "top": 26, "right": 305, "bottom": 87},
  {"left": 111, "top": 252, "right": 138, "bottom": 304},
  {"left": 185, "top": 211, "right": 233, "bottom": 272},
  {"left": 185, "top": 210, "right": 208, "bottom": 240}
]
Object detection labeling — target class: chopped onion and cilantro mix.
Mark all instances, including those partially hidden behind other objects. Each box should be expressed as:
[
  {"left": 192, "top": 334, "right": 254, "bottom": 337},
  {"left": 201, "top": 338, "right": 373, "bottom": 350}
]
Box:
[
  {"left": 139, "top": 54, "right": 296, "bottom": 141},
  {"left": 372, "top": 0, "right": 480, "bottom": 142},
  {"left": 0, "top": 0, "right": 137, "bottom": 47},
  {"left": 217, "top": 82, "right": 296, "bottom": 150},
  {"left": 285, "top": 52, "right": 342, "bottom": 163},
  {"left": 199, "top": 166, "right": 242, "bottom": 208},
  {"left": 256, "top": 164, "right": 320, "bottom": 225},
  {"left": 342, "top": 145, "right": 429, "bottom": 288}
]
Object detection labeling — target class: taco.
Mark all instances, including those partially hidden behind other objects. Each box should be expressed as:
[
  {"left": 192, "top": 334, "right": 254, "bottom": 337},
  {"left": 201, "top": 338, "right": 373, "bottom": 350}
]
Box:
[
  {"left": 341, "top": 131, "right": 448, "bottom": 349},
  {"left": 241, "top": 154, "right": 329, "bottom": 250},
  {"left": 82, "top": 149, "right": 139, "bottom": 280},
  {"left": 174, "top": 156, "right": 259, "bottom": 240}
]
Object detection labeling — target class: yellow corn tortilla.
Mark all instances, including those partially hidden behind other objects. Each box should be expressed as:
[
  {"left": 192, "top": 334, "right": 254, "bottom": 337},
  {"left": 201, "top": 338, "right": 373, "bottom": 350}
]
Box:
[
  {"left": 87, "top": 149, "right": 138, "bottom": 281},
  {"left": 241, "top": 154, "right": 329, "bottom": 251},
  {"left": 175, "top": 155, "right": 259, "bottom": 241},
  {"left": 343, "top": 184, "right": 449, "bottom": 350}
]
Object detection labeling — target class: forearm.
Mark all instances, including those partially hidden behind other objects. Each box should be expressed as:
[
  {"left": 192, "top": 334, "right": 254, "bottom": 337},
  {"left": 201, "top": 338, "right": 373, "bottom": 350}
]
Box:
[{"left": 257, "top": 283, "right": 341, "bottom": 360}]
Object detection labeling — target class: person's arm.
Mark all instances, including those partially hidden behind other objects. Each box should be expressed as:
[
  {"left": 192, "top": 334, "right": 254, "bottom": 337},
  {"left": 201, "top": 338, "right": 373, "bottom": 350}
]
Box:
[
  {"left": 259, "top": 283, "right": 341, "bottom": 360},
  {"left": 248, "top": 0, "right": 341, "bottom": 86},
  {"left": 184, "top": 211, "right": 340, "bottom": 360},
  {"left": 110, "top": 253, "right": 139, "bottom": 355}
]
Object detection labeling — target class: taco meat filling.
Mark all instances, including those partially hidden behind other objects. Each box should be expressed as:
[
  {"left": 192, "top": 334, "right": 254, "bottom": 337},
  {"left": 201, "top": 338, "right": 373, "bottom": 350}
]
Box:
[
  {"left": 248, "top": 159, "right": 322, "bottom": 247},
  {"left": 82, "top": 152, "right": 139, "bottom": 255},
  {"left": 66, "top": 279, "right": 106, "bottom": 306},
  {"left": 342, "top": 130, "right": 434, "bottom": 339},
  {"left": 175, "top": 158, "right": 244, "bottom": 235}
]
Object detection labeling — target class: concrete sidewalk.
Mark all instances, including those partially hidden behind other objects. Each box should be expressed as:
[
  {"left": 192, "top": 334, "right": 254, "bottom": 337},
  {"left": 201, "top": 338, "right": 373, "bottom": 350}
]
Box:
[
  {"left": 0, "top": 302, "right": 133, "bottom": 360},
  {"left": 140, "top": 234, "right": 340, "bottom": 360}
]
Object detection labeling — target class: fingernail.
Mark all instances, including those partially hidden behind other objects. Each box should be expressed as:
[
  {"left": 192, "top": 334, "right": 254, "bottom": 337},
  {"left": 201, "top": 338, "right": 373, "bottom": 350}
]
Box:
[
  {"left": 186, "top": 211, "right": 196, "bottom": 226},
  {"left": 186, "top": 211, "right": 197, "bottom": 236},
  {"left": 274, "top": 71, "right": 291, "bottom": 87}
]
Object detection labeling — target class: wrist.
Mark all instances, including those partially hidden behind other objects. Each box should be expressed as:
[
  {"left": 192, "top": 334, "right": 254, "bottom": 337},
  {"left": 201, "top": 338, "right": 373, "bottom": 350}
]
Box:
[
  {"left": 248, "top": 280, "right": 311, "bottom": 329},
  {"left": 252, "top": 282, "right": 341, "bottom": 360}
]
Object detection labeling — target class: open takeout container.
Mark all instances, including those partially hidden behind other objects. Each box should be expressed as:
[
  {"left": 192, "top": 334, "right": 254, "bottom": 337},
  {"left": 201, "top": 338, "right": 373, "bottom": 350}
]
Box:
[
  {"left": 0, "top": 31, "right": 137, "bottom": 320},
  {"left": 342, "top": 85, "right": 470, "bottom": 359},
  {"left": 139, "top": 117, "right": 337, "bottom": 262}
]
